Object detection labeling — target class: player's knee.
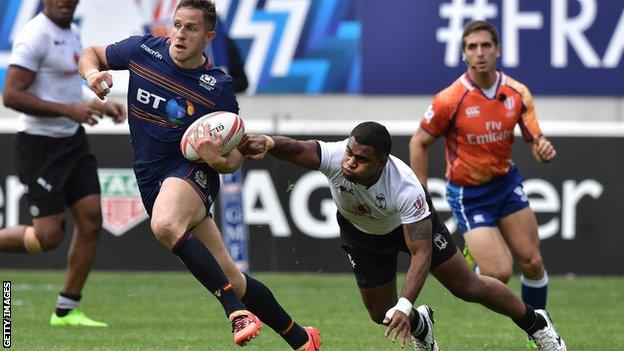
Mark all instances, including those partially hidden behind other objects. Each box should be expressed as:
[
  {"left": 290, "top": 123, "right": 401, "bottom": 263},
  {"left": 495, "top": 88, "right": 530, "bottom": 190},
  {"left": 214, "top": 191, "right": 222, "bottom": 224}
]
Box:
[
  {"left": 77, "top": 209, "right": 103, "bottom": 238},
  {"left": 480, "top": 267, "right": 512, "bottom": 284},
  {"left": 362, "top": 304, "right": 388, "bottom": 324},
  {"left": 35, "top": 226, "right": 65, "bottom": 251},
  {"left": 150, "top": 216, "right": 182, "bottom": 246},
  {"left": 368, "top": 309, "right": 386, "bottom": 325},
  {"left": 519, "top": 254, "right": 544, "bottom": 277}
]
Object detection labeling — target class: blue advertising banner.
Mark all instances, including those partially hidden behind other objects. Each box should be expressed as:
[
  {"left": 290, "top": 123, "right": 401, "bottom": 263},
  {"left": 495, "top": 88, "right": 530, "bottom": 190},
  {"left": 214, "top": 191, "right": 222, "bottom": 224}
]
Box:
[
  {"left": 0, "top": 0, "right": 360, "bottom": 94},
  {"left": 1, "top": 1, "right": 622, "bottom": 95},
  {"left": 219, "top": 169, "right": 249, "bottom": 273},
  {"left": 360, "top": 0, "right": 624, "bottom": 95}
]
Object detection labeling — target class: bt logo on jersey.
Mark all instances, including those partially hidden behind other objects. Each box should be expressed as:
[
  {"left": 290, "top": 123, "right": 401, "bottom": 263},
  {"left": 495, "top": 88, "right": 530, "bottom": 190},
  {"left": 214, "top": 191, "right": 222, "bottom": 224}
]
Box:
[{"left": 136, "top": 88, "right": 166, "bottom": 109}]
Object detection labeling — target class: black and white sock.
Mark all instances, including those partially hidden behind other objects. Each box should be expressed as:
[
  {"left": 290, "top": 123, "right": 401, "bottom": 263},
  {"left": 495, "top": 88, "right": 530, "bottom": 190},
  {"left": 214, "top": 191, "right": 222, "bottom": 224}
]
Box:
[
  {"left": 513, "top": 303, "right": 547, "bottom": 335},
  {"left": 411, "top": 308, "right": 428, "bottom": 340},
  {"left": 55, "top": 292, "right": 81, "bottom": 317}
]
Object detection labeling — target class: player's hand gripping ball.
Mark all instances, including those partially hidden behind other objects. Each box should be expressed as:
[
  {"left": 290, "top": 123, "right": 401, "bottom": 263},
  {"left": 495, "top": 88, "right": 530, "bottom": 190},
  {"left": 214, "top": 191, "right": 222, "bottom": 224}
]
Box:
[{"left": 180, "top": 111, "right": 245, "bottom": 161}]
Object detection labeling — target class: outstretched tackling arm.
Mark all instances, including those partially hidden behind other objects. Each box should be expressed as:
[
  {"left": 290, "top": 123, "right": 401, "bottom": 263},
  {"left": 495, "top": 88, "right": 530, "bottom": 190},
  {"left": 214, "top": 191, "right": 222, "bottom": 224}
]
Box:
[{"left": 238, "top": 134, "right": 321, "bottom": 170}]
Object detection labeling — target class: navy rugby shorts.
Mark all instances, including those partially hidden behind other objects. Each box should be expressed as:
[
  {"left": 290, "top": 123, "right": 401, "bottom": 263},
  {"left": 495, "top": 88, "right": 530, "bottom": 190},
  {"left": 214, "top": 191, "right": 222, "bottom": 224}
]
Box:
[{"left": 138, "top": 161, "right": 220, "bottom": 217}]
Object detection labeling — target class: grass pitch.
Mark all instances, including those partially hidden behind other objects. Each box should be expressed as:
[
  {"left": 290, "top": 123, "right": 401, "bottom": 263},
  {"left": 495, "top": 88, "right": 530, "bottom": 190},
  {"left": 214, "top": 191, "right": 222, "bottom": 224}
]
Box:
[{"left": 1, "top": 270, "right": 622, "bottom": 350}]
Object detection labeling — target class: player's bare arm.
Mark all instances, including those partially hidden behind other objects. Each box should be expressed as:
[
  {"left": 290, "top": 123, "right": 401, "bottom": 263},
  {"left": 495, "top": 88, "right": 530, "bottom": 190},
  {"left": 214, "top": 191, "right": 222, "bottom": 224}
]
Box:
[
  {"left": 383, "top": 218, "right": 433, "bottom": 347},
  {"left": 409, "top": 127, "right": 437, "bottom": 188},
  {"left": 79, "top": 45, "right": 113, "bottom": 100},
  {"left": 238, "top": 133, "right": 320, "bottom": 169},
  {"left": 401, "top": 218, "right": 433, "bottom": 302},
  {"left": 530, "top": 135, "right": 557, "bottom": 163},
  {"left": 89, "top": 91, "right": 127, "bottom": 124},
  {"left": 3, "top": 65, "right": 99, "bottom": 125}
]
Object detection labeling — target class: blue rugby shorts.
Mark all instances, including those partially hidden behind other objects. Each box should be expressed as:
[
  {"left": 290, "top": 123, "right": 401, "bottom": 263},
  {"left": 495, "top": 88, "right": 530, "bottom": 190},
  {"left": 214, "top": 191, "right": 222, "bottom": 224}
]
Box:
[{"left": 446, "top": 164, "right": 530, "bottom": 233}]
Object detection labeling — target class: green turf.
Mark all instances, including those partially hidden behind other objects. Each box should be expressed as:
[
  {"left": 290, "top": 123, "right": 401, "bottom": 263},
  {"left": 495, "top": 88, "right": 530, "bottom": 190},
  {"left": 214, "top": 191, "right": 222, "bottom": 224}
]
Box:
[{"left": 0, "top": 270, "right": 622, "bottom": 350}]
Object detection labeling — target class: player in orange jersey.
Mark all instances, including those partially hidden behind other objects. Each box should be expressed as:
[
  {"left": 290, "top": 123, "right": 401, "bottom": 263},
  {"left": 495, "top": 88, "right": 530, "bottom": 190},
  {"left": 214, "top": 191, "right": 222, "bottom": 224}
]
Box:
[{"left": 410, "top": 20, "right": 559, "bottom": 350}]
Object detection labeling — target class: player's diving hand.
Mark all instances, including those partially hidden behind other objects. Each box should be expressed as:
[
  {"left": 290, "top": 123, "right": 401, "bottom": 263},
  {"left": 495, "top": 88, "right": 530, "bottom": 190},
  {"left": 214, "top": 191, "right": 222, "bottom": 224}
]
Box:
[
  {"left": 383, "top": 307, "right": 412, "bottom": 348},
  {"left": 86, "top": 71, "right": 113, "bottom": 100},
  {"left": 532, "top": 136, "right": 557, "bottom": 163},
  {"left": 66, "top": 102, "right": 99, "bottom": 126},
  {"left": 190, "top": 122, "right": 225, "bottom": 167},
  {"left": 237, "top": 133, "right": 273, "bottom": 160}
]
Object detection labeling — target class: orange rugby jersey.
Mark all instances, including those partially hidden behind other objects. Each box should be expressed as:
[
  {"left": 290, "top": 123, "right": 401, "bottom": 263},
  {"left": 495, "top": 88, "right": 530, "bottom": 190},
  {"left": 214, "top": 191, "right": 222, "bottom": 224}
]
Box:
[{"left": 420, "top": 72, "right": 543, "bottom": 186}]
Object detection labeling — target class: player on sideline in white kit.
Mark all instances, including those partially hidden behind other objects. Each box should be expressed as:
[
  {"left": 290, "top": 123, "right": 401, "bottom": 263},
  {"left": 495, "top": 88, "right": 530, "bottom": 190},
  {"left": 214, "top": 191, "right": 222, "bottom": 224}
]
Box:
[{"left": 1, "top": 0, "right": 125, "bottom": 327}]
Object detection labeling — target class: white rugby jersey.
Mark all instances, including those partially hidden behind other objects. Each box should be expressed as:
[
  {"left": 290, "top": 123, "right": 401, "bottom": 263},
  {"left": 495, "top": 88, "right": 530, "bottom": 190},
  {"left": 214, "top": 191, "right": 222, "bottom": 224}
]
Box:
[
  {"left": 9, "top": 13, "right": 83, "bottom": 137},
  {"left": 318, "top": 139, "right": 431, "bottom": 235}
]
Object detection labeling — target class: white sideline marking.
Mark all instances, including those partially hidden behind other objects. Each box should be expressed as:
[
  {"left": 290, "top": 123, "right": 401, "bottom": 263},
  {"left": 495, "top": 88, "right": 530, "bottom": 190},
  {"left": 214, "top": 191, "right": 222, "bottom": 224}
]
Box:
[{"left": 11, "top": 283, "right": 57, "bottom": 291}]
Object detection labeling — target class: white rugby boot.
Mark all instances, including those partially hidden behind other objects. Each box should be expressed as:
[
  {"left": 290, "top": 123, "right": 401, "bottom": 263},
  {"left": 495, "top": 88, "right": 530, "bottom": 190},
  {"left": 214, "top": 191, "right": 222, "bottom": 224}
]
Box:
[
  {"left": 530, "top": 310, "right": 567, "bottom": 351},
  {"left": 411, "top": 305, "right": 440, "bottom": 351}
]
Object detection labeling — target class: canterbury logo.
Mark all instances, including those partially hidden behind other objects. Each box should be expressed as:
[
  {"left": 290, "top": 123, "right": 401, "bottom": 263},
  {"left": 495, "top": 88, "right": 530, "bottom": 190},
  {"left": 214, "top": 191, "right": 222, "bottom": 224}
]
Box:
[
  {"left": 504, "top": 96, "right": 515, "bottom": 110},
  {"left": 465, "top": 106, "right": 480, "bottom": 117}
]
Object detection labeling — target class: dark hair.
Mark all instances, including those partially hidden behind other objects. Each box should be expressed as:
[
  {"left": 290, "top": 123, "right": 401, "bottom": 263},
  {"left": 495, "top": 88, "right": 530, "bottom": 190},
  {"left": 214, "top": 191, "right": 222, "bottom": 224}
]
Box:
[
  {"left": 350, "top": 122, "right": 392, "bottom": 157},
  {"left": 462, "top": 20, "right": 499, "bottom": 49},
  {"left": 175, "top": 0, "right": 217, "bottom": 32}
]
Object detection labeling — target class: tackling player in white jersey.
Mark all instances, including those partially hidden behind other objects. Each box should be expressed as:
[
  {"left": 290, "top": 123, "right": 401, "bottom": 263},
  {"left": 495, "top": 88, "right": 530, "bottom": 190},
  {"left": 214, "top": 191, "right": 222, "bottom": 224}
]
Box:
[{"left": 239, "top": 121, "right": 566, "bottom": 351}]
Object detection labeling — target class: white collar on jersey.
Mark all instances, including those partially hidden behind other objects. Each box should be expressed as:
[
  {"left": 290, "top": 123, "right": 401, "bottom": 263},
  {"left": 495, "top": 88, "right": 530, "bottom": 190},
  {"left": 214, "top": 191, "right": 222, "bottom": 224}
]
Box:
[{"left": 479, "top": 72, "right": 500, "bottom": 99}]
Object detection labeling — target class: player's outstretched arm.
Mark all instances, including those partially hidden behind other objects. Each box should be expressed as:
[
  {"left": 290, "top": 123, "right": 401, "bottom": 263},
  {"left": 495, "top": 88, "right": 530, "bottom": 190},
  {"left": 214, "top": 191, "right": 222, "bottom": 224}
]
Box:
[
  {"left": 79, "top": 46, "right": 113, "bottom": 100},
  {"left": 383, "top": 219, "right": 433, "bottom": 347},
  {"left": 238, "top": 133, "right": 320, "bottom": 170},
  {"left": 409, "top": 127, "right": 437, "bottom": 189}
]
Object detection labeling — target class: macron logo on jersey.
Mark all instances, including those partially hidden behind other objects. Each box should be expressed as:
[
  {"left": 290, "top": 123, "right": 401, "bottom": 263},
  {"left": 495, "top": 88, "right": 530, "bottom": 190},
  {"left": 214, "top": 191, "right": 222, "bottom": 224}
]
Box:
[{"left": 141, "top": 44, "right": 162, "bottom": 59}]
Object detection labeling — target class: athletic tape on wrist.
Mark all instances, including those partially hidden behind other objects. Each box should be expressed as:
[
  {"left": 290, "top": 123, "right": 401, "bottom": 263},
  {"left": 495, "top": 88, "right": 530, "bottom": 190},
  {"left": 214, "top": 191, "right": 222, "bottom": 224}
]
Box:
[{"left": 395, "top": 297, "right": 413, "bottom": 316}]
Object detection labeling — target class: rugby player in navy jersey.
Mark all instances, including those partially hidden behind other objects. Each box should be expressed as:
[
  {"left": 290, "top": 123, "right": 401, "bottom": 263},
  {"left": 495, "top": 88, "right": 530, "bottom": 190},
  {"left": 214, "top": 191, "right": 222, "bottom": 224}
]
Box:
[{"left": 77, "top": 0, "right": 320, "bottom": 349}]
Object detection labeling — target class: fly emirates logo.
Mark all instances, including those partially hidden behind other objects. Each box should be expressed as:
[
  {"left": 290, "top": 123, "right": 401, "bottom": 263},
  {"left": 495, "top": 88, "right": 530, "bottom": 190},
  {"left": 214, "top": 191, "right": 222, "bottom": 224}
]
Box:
[{"left": 466, "top": 121, "right": 513, "bottom": 145}]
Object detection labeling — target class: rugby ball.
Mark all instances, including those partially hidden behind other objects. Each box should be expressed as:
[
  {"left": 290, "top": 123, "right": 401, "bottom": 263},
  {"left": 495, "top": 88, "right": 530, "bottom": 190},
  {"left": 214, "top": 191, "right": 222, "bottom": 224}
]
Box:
[{"left": 180, "top": 111, "right": 245, "bottom": 161}]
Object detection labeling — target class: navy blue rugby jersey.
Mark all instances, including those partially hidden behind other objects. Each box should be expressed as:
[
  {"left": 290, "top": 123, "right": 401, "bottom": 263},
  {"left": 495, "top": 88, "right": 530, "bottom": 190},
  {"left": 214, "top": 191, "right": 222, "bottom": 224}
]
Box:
[{"left": 105, "top": 35, "right": 238, "bottom": 185}]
